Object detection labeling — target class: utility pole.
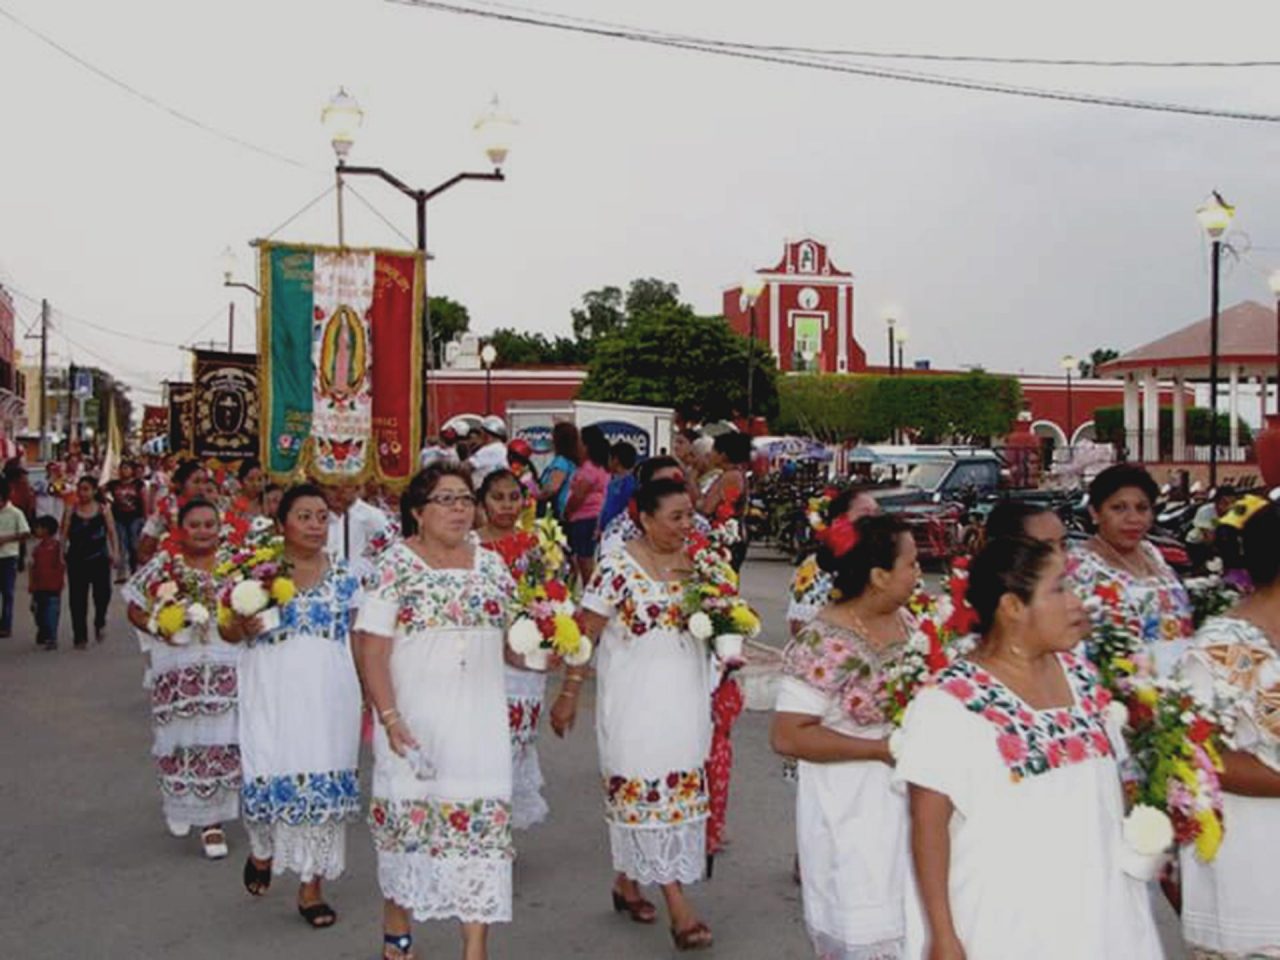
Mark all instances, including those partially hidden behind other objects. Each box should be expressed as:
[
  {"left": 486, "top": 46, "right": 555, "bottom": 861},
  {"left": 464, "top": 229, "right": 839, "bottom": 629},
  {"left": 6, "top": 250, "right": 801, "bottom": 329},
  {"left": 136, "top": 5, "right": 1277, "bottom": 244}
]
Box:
[
  {"left": 228, "top": 300, "right": 235, "bottom": 352},
  {"left": 39, "top": 299, "right": 49, "bottom": 461}
]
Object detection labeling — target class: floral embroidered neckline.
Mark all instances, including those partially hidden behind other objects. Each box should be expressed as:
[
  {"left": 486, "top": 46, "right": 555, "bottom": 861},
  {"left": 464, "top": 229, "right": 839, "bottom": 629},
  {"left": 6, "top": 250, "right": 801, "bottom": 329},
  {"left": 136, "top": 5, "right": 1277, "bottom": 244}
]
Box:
[{"left": 936, "top": 652, "right": 1114, "bottom": 783}]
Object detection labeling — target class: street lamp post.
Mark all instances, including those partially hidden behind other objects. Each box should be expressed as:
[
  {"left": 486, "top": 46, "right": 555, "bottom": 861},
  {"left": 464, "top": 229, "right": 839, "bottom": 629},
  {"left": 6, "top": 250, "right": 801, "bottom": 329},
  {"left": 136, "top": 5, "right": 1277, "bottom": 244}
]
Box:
[
  {"left": 896, "top": 327, "right": 909, "bottom": 375},
  {"left": 886, "top": 316, "right": 897, "bottom": 376},
  {"left": 220, "top": 246, "right": 261, "bottom": 352},
  {"left": 1061, "top": 354, "right": 1077, "bottom": 456},
  {"left": 741, "top": 277, "right": 765, "bottom": 426},
  {"left": 480, "top": 343, "right": 497, "bottom": 415},
  {"left": 323, "top": 90, "right": 514, "bottom": 436},
  {"left": 1269, "top": 268, "right": 1280, "bottom": 415},
  {"left": 1197, "top": 192, "right": 1235, "bottom": 488}
]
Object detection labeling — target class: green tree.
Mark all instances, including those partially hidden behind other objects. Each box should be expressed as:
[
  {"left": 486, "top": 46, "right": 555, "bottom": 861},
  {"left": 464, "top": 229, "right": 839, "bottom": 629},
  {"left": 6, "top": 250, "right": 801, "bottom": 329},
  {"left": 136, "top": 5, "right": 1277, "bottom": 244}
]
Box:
[
  {"left": 624, "top": 277, "right": 681, "bottom": 317},
  {"left": 579, "top": 304, "right": 778, "bottom": 422},
  {"left": 1092, "top": 405, "right": 1251, "bottom": 454},
  {"left": 1078, "top": 348, "right": 1120, "bottom": 379},
  {"left": 428, "top": 295, "right": 470, "bottom": 367},
  {"left": 570, "top": 286, "right": 625, "bottom": 343},
  {"left": 486, "top": 328, "right": 590, "bottom": 366}
]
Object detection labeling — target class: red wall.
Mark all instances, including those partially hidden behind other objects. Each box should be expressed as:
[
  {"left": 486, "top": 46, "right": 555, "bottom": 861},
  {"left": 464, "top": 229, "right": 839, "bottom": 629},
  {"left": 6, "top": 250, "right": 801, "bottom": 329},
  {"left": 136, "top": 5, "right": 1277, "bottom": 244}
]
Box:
[{"left": 428, "top": 370, "right": 585, "bottom": 432}]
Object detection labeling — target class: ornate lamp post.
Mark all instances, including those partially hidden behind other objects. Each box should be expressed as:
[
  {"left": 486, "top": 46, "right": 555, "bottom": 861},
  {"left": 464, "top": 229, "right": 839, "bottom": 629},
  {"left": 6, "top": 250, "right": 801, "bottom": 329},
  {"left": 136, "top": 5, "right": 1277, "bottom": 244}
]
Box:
[
  {"left": 480, "top": 342, "right": 497, "bottom": 415},
  {"left": 1196, "top": 191, "right": 1235, "bottom": 487},
  {"left": 1061, "top": 354, "right": 1077, "bottom": 455},
  {"left": 896, "top": 327, "right": 909, "bottom": 374},
  {"left": 322, "top": 89, "right": 513, "bottom": 435},
  {"left": 885, "top": 315, "right": 897, "bottom": 375}
]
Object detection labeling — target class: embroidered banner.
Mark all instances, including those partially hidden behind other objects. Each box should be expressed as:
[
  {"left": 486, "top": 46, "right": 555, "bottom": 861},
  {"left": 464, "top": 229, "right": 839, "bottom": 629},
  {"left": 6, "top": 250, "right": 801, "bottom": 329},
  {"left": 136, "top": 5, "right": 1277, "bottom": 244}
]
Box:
[
  {"left": 141, "top": 405, "right": 168, "bottom": 445},
  {"left": 258, "top": 242, "right": 423, "bottom": 486},
  {"left": 166, "top": 382, "right": 194, "bottom": 456},
  {"left": 191, "top": 350, "right": 259, "bottom": 461}
]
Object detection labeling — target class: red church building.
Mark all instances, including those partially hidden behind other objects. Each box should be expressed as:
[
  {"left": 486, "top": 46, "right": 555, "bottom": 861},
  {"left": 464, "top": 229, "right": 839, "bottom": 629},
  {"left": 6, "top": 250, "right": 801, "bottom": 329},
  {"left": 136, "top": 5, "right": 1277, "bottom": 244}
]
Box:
[{"left": 723, "top": 239, "right": 866, "bottom": 374}]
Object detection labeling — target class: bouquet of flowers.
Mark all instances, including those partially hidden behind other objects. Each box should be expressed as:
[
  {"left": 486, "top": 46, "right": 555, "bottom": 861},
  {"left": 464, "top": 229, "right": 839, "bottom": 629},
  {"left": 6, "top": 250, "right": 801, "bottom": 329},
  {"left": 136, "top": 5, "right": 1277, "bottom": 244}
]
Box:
[
  {"left": 214, "top": 523, "right": 296, "bottom": 632},
  {"left": 504, "top": 515, "right": 591, "bottom": 670},
  {"left": 144, "top": 545, "right": 215, "bottom": 645},
  {"left": 1087, "top": 582, "right": 1229, "bottom": 870},
  {"left": 1183, "top": 573, "right": 1243, "bottom": 630},
  {"left": 683, "top": 533, "right": 761, "bottom": 664}
]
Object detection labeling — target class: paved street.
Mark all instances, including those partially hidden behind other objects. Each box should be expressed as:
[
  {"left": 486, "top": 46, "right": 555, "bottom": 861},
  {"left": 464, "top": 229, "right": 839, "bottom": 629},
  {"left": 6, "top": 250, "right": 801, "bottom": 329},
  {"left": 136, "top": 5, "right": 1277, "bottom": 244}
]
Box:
[{"left": 1, "top": 552, "right": 1184, "bottom": 959}]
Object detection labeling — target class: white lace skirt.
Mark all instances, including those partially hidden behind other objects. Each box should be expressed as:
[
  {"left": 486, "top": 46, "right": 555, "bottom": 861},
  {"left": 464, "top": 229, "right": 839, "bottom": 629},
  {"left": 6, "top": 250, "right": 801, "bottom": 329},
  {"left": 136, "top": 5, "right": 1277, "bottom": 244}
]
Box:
[
  {"left": 505, "top": 665, "right": 549, "bottom": 830},
  {"left": 246, "top": 821, "right": 347, "bottom": 882}
]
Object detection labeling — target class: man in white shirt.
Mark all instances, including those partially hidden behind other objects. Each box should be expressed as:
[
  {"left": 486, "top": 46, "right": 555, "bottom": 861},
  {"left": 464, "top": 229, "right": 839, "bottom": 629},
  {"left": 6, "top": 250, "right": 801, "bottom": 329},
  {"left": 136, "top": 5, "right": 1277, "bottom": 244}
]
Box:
[
  {"left": 323, "top": 483, "right": 397, "bottom": 584},
  {"left": 467, "top": 416, "right": 509, "bottom": 486},
  {"left": 0, "top": 480, "right": 32, "bottom": 637}
]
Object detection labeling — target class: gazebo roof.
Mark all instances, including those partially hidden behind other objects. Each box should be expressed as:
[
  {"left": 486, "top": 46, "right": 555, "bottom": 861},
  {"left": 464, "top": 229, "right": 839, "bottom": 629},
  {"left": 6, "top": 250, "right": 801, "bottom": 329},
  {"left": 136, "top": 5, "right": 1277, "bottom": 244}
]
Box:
[{"left": 1100, "top": 300, "right": 1278, "bottom": 379}]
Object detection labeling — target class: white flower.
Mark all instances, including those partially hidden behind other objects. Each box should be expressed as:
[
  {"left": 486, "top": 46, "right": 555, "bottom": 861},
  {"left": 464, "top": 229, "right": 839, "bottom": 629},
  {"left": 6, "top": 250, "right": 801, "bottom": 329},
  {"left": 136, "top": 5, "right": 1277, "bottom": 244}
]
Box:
[
  {"left": 186, "top": 603, "right": 210, "bottom": 627},
  {"left": 507, "top": 617, "right": 543, "bottom": 656},
  {"left": 1206, "top": 557, "right": 1224, "bottom": 574},
  {"left": 906, "top": 630, "right": 930, "bottom": 653},
  {"left": 1105, "top": 700, "right": 1130, "bottom": 730},
  {"left": 688, "top": 612, "right": 714, "bottom": 641},
  {"left": 155, "top": 581, "right": 179, "bottom": 604},
  {"left": 564, "top": 636, "right": 593, "bottom": 667},
  {"left": 230, "top": 580, "right": 270, "bottom": 617},
  {"left": 1123, "top": 805, "right": 1174, "bottom": 857}
]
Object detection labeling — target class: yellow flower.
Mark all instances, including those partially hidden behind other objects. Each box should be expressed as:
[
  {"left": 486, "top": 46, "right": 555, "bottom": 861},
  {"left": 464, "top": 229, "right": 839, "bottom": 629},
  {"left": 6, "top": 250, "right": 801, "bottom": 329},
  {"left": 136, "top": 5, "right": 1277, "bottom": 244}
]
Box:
[
  {"left": 1203, "top": 740, "right": 1224, "bottom": 772},
  {"left": 1194, "top": 810, "right": 1223, "bottom": 862},
  {"left": 217, "top": 604, "right": 233, "bottom": 629},
  {"left": 550, "top": 612, "right": 582, "bottom": 656},
  {"left": 155, "top": 603, "right": 187, "bottom": 637},
  {"left": 215, "top": 561, "right": 235, "bottom": 578},
  {"left": 730, "top": 604, "right": 760, "bottom": 637},
  {"left": 1134, "top": 684, "right": 1159, "bottom": 707},
  {"left": 270, "top": 577, "right": 296, "bottom": 606},
  {"left": 1171, "top": 759, "right": 1198, "bottom": 790},
  {"left": 253, "top": 546, "right": 275, "bottom": 564},
  {"left": 1113, "top": 657, "right": 1136, "bottom": 675}
]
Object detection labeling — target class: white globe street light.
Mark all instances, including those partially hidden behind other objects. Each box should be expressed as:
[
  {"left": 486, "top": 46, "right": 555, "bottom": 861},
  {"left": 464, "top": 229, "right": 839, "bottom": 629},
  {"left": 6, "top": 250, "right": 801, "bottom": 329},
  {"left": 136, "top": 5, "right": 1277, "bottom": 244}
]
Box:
[
  {"left": 1197, "top": 191, "right": 1236, "bottom": 486},
  {"left": 480, "top": 343, "right": 498, "bottom": 367},
  {"left": 475, "top": 95, "right": 516, "bottom": 171},
  {"left": 219, "top": 245, "right": 237, "bottom": 284},
  {"left": 323, "top": 87, "right": 364, "bottom": 162}
]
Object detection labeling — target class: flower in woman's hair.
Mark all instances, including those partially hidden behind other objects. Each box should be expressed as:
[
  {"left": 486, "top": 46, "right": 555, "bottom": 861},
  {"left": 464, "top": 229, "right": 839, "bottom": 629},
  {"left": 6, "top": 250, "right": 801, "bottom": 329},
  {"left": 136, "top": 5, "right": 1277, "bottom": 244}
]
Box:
[
  {"left": 230, "top": 580, "right": 270, "bottom": 617},
  {"left": 507, "top": 617, "right": 543, "bottom": 655},
  {"left": 564, "top": 636, "right": 593, "bottom": 667},
  {"left": 1124, "top": 805, "right": 1174, "bottom": 856},
  {"left": 186, "top": 603, "right": 210, "bottom": 627},
  {"left": 688, "top": 612, "right": 714, "bottom": 641},
  {"left": 821, "top": 516, "right": 858, "bottom": 557}
]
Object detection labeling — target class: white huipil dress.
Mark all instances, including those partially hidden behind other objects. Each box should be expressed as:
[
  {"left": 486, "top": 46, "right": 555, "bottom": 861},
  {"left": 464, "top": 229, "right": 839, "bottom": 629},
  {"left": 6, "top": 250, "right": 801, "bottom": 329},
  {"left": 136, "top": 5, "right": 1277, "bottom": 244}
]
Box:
[
  {"left": 356, "top": 542, "right": 517, "bottom": 924},
  {"left": 504, "top": 667, "right": 550, "bottom": 830},
  {"left": 580, "top": 549, "right": 712, "bottom": 886},
  {"left": 237, "top": 565, "right": 363, "bottom": 880},
  {"left": 123, "top": 554, "right": 241, "bottom": 828},
  {"left": 1178, "top": 616, "right": 1280, "bottom": 959},
  {"left": 893, "top": 653, "right": 1164, "bottom": 960},
  {"left": 776, "top": 617, "right": 913, "bottom": 960}
]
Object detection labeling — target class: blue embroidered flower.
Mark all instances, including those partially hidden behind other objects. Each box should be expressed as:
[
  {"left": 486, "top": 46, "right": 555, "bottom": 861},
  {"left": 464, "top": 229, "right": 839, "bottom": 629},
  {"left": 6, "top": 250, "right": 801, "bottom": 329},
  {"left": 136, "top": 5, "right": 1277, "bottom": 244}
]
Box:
[
  {"left": 307, "top": 600, "right": 335, "bottom": 631},
  {"left": 242, "top": 770, "right": 360, "bottom": 825},
  {"left": 280, "top": 602, "right": 301, "bottom": 630}
]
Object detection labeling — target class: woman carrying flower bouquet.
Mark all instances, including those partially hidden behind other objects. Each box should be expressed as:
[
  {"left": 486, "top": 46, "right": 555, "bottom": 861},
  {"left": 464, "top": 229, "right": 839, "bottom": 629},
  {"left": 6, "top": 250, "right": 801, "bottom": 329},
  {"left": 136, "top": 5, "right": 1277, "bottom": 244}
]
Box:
[
  {"left": 596, "top": 457, "right": 709, "bottom": 561},
  {"left": 1068, "top": 464, "right": 1193, "bottom": 679},
  {"left": 786, "top": 487, "right": 880, "bottom": 635},
  {"left": 770, "top": 514, "right": 920, "bottom": 959},
  {"left": 223, "top": 484, "right": 363, "bottom": 930},
  {"left": 897, "top": 536, "right": 1162, "bottom": 960},
  {"left": 550, "top": 477, "right": 715, "bottom": 952},
  {"left": 355, "top": 465, "right": 518, "bottom": 960},
  {"left": 476, "top": 468, "right": 557, "bottom": 830},
  {"left": 124, "top": 497, "right": 240, "bottom": 859},
  {"left": 138, "top": 460, "right": 209, "bottom": 564},
  {"left": 1178, "top": 502, "right": 1280, "bottom": 959}
]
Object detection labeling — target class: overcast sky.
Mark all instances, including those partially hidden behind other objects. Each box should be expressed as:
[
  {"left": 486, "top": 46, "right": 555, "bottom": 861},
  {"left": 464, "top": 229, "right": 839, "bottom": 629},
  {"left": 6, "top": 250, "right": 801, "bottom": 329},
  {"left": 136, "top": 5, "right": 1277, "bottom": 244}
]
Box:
[{"left": 2, "top": 0, "right": 1279, "bottom": 406}]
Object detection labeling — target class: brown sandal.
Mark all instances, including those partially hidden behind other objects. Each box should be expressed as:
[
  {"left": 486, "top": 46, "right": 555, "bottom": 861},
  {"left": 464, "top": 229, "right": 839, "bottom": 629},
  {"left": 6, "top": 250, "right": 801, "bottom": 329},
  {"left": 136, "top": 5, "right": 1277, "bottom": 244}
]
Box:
[
  {"left": 611, "top": 888, "right": 657, "bottom": 924},
  {"left": 671, "top": 922, "right": 714, "bottom": 951}
]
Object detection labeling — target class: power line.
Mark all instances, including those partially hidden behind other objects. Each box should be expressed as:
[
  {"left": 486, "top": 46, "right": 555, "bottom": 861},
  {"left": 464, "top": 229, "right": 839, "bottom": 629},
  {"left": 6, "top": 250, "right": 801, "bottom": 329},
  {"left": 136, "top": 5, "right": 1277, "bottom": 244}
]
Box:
[
  {"left": 458, "top": 1, "right": 1280, "bottom": 69},
  {"left": 389, "top": 0, "right": 1280, "bottom": 124},
  {"left": 0, "top": 3, "right": 307, "bottom": 168},
  {"left": 346, "top": 183, "right": 416, "bottom": 247}
]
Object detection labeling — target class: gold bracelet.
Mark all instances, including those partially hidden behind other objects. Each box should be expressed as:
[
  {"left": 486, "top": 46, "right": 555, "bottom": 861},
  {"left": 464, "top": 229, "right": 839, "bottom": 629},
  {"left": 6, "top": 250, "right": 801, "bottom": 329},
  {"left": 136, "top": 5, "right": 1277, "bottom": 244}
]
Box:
[
  {"left": 565, "top": 672, "right": 587, "bottom": 684},
  {"left": 559, "top": 689, "right": 578, "bottom": 700},
  {"left": 383, "top": 715, "right": 402, "bottom": 730},
  {"left": 379, "top": 707, "right": 400, "bottom": 721}
]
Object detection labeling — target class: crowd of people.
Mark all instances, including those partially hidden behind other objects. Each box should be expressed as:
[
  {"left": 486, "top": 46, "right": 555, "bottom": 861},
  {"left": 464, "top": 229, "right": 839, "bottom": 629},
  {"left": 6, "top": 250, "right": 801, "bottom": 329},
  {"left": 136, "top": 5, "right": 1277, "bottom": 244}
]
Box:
[{"left": 10, "top": 432, "right": 1280, "bottom": 959}]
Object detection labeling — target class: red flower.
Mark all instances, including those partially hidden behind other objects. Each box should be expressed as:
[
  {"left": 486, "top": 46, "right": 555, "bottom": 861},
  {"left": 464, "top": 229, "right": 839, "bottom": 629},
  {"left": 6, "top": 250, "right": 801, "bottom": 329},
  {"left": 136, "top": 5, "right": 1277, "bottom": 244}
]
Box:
[
  {"left": 448, "top": 810, "right": 470, "bottom": 832},
  {"left": 922, "top": 621, "right": 949, "bottom": 672},
  {"left": 1063, "top": 736, "right": 1088, "bottom": 763},
  {"left": 1188, "top": 717, "right": 1214, "bottom": 745},
  {"left": 982, "top": 706, "right": 1011, "bottom": 726},
  {"left": 821, "top": 516, "right": 859, "bottom": 557},
  {"left": 1089, "top": 730, "right": 1111, "bottom": 756},
  {"left": 941, "top": 677, "right": 975, "bottom": 701},
  {"left": 1128, "top": 701, "right": 1154, "bottom": 729},
  {"left": 1046, "top": 741, "right": 1066, "bottom": 768},
  {"left": 545, "top": 580, "right": 568, "bottom": 602},
  {"left": 996, "top": 733, "right": 1028, "bottom": 765},
  {"left": 1094, "top": 583, "right": 1122, "bottom": 609}
]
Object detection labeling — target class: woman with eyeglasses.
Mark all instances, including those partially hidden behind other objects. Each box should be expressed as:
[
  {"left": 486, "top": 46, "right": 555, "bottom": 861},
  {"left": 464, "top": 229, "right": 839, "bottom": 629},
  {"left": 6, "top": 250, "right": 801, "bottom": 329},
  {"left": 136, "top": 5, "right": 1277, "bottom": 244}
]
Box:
[{"left": 355, "top": 464, "right": 519, "bottom": 960}]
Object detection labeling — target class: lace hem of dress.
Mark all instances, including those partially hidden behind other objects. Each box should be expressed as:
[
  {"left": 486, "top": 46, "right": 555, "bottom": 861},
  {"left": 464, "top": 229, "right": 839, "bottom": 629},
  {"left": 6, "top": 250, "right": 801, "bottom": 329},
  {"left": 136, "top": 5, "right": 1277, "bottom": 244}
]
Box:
[
  {"left": 511, "top": 743, "right": 549, "bottom": 830},
  {"left": 609, "top": 820, "right": 705, "bottom": 886},
  {"left": 377, "top": 851, "right": 512, "bottom": 924},
  {"left": 810, "top": 930, "right": 904, "bottom": 960},
  {"left": 245, "top": 821, "right": 347, "bottom": 882},
  {"left": 162, "top": 787, "right": 239, "bottom": 825}
]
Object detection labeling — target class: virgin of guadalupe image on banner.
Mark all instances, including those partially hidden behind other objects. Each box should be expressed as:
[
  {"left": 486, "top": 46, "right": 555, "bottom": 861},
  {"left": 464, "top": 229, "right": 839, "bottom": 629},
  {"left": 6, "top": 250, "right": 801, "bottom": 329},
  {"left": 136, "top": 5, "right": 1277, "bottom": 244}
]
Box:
[
  {"left": 257, "top": 241, "right": 423, "bottom": 487},
  {"left": 191, "top": 350, "right": 259, "bottom": 460}
]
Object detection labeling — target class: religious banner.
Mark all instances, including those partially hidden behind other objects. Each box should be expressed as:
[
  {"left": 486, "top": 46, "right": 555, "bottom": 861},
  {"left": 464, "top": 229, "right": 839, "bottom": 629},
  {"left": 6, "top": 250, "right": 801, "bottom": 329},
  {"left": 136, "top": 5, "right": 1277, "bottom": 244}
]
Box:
[
  {"left": 141, "top": 405, "right": 168, "bottom": 445},
  {"left": 258, "top": 242, "right": 423, "bottom": 486},
  {"left": 166, "top": 382, "right": 194, "bottom": 456},
  {"left": 191, "top": 350, "right": 259, "bottom": 461}
]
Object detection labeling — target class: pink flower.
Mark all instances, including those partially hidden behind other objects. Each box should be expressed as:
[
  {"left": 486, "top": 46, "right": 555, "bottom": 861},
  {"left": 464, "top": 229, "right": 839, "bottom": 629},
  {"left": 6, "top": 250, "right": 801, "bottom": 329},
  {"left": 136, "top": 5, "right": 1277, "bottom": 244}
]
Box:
[
  {"left": 996, "top": 733, "right": 1028, "bottom": 765},
  {"left": 942, "top": 677, "right": 975, "bottom": 701},
  {"left": 982, "top": 706, "right": 1011, "bottom": 727},
  {"left": 1063, "top": 736, "right": 1088, "bottom": 763},
  {"left": 1046, "top": 741, "right": 1066, "bottom": 768},
  {"left": 409, "top": 807, "right": 426, "bottom": 825}
]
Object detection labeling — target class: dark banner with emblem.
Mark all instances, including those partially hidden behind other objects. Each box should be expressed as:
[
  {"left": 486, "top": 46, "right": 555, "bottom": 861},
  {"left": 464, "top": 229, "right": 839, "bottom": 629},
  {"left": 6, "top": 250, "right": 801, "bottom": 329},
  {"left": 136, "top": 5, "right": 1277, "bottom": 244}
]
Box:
[
  {"left": 167, "top": 382, "right": 194, "bottom": 456},
  {"left": 191, "top": 350, "right": 259, "bottom": 461},
  {"left": 141, "top": 405, "right": 168, "bottom": 445}
]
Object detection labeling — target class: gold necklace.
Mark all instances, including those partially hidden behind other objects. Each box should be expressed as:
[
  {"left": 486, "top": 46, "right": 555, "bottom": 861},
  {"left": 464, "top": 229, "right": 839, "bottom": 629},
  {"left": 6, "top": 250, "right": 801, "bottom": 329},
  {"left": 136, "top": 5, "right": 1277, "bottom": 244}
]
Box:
[
  {"left": 1091, "top": 535, "right": 1156, "bottom": 579},
  {"left": 639, "top": 538, "right": 685, "bottom": 579},
  {"left": 840, "top": 605, "right": 907, "bottom": 656}
]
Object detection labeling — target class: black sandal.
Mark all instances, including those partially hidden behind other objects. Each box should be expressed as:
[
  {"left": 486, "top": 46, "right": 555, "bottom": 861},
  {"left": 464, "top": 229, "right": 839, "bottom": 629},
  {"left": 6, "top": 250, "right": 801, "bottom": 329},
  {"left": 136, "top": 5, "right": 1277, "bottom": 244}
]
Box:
[
  {"left": 611, "top": 887, "right": 657, "bottom": 924},
  {"left": 297, "top": 900, "right": 337, "bottom": 928},
  {"left": 671, "top": 922, "right": 714, "bottom": 951},
  {"left": 383, "top": 933, "right": 414, "bottom": 959},
  {"left": 242, "top": 857, "right": 272, "bottom": 897}
]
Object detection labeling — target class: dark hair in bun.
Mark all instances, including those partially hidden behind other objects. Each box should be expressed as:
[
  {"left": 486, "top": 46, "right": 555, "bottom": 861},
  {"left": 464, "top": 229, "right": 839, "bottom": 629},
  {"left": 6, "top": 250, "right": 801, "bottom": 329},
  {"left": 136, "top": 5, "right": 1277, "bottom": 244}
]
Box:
[
  {"left": 1243, "top": 502, "right": 1280, "bottom": 588},
  {"left": 816, "top": 514, "right": 910, "bottom": 601},
  {"left": 966, "top": 536, "right": 1057, "bottom": 634},
  {"left": 635, "top": 477, "right": 690, "bottom": 516}
]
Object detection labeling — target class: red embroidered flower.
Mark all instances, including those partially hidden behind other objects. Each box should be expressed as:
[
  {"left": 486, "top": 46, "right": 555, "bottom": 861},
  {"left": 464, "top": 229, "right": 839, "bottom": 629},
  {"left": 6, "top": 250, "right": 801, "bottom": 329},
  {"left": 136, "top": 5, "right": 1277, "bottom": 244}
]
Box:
[
  {"left": 1046, "top": 741, "right": 1066, "bottom": 768},
  {"left": 942, "top": 677, "right": 975, "bottom": 701},
  {"left": 448, "top": 810, "right": 470, "bottom": 832},
  {"left": 996, "top": 733, "right": 1028, "bottom": 765},
  {"left": 1063, "top": 736, "right": 1088, "bottom": 763},
  {"left": 982, "top": 706, "right": 1011, "bottom": 727}
]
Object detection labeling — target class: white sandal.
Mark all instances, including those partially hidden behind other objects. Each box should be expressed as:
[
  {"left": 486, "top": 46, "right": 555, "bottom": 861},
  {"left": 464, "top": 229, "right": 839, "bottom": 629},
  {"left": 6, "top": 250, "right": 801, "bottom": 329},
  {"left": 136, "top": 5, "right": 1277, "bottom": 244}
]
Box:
[
  {"left": 166, "top": 817, "right": 191, "bottom": 838},
  {"left": 200, "top": 826, "right": 229, "bottom": 859}
]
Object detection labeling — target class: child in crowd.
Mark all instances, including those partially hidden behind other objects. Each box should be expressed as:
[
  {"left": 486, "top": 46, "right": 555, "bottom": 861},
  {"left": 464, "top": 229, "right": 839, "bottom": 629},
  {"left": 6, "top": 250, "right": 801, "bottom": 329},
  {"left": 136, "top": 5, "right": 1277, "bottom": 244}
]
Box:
[
  {"left": 0, "top": 479, "right": 31, "bottom": 638},
  {"left": 29, "top": 516, "right": 64, "bottom": 650}
]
